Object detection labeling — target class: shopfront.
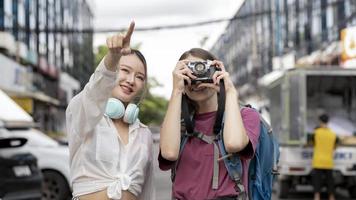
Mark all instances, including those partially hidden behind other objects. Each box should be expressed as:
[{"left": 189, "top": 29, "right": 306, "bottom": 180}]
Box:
[{"left": 0, "top": 53, "right": 60, "bottom": 133}]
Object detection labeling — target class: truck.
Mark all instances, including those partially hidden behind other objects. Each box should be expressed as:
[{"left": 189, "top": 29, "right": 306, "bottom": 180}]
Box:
[{"left": 259, "top": 67, "right": 356, "bottom": 198}]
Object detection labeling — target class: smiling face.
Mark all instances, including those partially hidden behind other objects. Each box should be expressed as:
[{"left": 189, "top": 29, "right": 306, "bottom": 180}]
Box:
[
  {"left": 111, "top": 53, "right": 146, "bottom": 104},
  {"left": 184, "top": 55, "right": 216, "bottom": 102}
]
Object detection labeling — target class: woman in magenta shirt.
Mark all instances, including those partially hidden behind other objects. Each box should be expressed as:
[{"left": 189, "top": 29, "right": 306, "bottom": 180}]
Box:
[{"left": 159, "top": 48, "right": 260, "bottom": 200}]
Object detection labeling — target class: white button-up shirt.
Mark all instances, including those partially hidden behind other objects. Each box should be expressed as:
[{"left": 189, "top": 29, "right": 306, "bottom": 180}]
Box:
[{"left": 66, "top": 60, "right": 154, "bottom": 199}]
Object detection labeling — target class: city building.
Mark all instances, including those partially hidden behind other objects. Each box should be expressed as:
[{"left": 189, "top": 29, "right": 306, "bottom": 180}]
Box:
[
  {"left": 210, "top": 0, "right": 356, "bottom": 98},
  {"left": 0, "top": 0, "right": 94, "bottom": 133}
]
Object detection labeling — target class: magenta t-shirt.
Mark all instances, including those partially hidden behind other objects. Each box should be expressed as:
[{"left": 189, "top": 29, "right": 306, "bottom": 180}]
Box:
[{"left": 158, "top": 108, "right": 261, "bottom": 200}]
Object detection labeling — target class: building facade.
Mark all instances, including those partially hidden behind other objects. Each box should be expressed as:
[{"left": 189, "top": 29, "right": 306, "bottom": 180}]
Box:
[
  {"left": 210, "top": 0, "right": 356, "bottom": 96},
  {"left": 0, "top": 0, "right": 94, "bottom": 133}
]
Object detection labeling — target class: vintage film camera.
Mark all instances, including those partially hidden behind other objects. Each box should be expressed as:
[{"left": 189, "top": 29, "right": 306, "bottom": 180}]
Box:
[{"left": 186, "top": 60, "right": 220, "bottom": 84}]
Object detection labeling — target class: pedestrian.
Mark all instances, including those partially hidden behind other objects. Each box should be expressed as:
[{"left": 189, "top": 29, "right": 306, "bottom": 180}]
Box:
[
  {"left": 312, "top": 114, "right": 337, "bottom": 200},
  {"left": 66, "top": 22, "right": 154, "bottom": 200},
  {"left": 158, "top": 48, "right": 261, "bottom": 200}
]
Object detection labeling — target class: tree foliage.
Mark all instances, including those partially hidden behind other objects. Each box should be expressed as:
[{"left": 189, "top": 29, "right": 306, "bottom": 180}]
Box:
[
  {"left": 95, "top": 45, "right": 109, "bottom": 67},
  {"left": 139, "top": 77, "right": 168, "bottom": 126}
]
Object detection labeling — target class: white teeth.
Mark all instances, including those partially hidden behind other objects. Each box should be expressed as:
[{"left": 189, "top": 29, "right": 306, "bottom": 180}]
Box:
[
  {"left": 121, "top": 85, "right": 133, "bottom": 93},
  {"left": 191, "top": 87, "right": 206, "bottom": 92}
]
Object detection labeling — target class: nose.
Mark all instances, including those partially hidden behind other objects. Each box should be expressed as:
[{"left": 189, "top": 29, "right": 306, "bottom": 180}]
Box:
[{"left": 126, "top": 74, "right": 135, "bottom": 85}]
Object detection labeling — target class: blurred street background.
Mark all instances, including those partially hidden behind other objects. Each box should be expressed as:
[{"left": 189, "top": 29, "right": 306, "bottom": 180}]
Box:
[{"left": 0, "top": 0, "right": 356, "bottom": 199}]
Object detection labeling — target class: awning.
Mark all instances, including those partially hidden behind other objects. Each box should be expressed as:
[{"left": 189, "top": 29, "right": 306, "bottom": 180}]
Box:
[
  {"left": 320, "top": 41, "right": 341, "bottom": 64},
  {"left": 258, "top": 70, "right": 284, "bottom": 88},
  {"left": 11, "top": 97, "right": 34, "bottom": 114},
  {"left": 2, "top": 89, "right": 60, "bottom": 106},
  {"left": 295, "top": 50, "right": 323, "bottom": 66},
  {"left": 296, "top": 41, "right": 341, "bottom": 67},
  {"left": 0, "top": 89, "right": 34, "bottom": 126}
]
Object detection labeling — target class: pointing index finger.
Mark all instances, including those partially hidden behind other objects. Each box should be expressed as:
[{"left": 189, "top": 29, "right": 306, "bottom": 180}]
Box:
[{"left": 124, "top": 21, "right": 135, "bottom": 42}]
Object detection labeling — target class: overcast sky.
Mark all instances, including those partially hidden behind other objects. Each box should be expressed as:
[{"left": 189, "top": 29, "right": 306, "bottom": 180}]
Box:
[{"left": 93, "top": 0, "right": 243, "bottom": 99}]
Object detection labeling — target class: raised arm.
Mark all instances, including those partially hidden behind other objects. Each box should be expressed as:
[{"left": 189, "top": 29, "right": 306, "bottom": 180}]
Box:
[
  {"left": 159, "top": 60, "right": 196, "bottom": 161},
  {"left": 211, "top": 60, "right": 250, "bottom": 153},
  {"left": 66, "top": 22, "right": 136, "bottom": 138}
]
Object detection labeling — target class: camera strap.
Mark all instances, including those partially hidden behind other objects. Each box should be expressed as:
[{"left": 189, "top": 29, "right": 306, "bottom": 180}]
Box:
[
  {"left": 214, "top": 81, "right": 225, "bottom": 135},
  {"left": 182, "top": 94, "right": 194, "bottom": 134}
]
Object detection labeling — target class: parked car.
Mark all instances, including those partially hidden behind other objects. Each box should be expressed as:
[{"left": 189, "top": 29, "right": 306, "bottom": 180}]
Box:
[
  {"left": 0, "top": 127, "right": 72, "bottom": 200},
  {"left": 0, "top": 89, "right": 71, "bottom": 200},
  {"left": 0, "top": 137, "right": 42, "bottom": 200}
]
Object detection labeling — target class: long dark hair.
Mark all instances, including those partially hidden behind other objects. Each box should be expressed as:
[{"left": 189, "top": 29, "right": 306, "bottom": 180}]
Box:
[
  {"left": 178, "top": 48, "right": 218, "bottom": 114},
  {"left": 130, "top": 49, "right": 148, "bottom": 103},
  {"left": 131, "top": 49, "right": 147, "bottom": 81}
]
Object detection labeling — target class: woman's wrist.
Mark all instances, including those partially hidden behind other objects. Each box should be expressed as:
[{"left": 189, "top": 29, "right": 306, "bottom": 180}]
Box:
[
  {"left": 226, "top": 87, "right": 238, "bottom": 97},
  {"left": 226, "top": 88, "right": 240, "bottom": 105},
  {"left": 171, "top": 89, "right": 184, "bottom": 97},
  {"left": 104, "top": 52, "right": 121, "bottom": 71}
]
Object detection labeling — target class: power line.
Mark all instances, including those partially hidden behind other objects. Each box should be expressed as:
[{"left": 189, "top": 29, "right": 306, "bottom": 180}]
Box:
[
  {"left": 3, "top": 0, "right": 355, "bottom": 35},
  {"left": 2, "top": 10, "right": 271, "bottom": 34},
  {"left": 3, "top": 17, "right": 231, "bottom": 34}
]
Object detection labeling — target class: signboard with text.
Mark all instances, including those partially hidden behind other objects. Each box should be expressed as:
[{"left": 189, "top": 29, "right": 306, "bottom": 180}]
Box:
[{"left": 341, "top": 26, "right": 356, "bottom": 68}]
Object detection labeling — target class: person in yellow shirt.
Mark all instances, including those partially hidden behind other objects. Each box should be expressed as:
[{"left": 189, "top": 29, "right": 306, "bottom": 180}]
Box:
[{"left": 312, "top": 114, "right": 337, "bottom": 200}]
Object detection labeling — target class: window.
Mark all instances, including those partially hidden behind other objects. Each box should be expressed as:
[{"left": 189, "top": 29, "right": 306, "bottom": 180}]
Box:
[
  {"left": 18, "top": 0, "right": 25, "bottom": 42},
  {"left": 326, "top": 5, "right": 333, "bottom": 28},
  {"left": 4, "top": 0, "right": 12, "bottom": 28},
  {"left": 345, "top": 0, "right": 351, "bottom": 18},
  {"left": 0, "top": 0, "right": 4, "bottom": 29},
  {"left": 311, "top": 0, "right": 321, "bottom": 37},
  {"left": 12, "top": 0, "right": 18, "bottom": 39}
]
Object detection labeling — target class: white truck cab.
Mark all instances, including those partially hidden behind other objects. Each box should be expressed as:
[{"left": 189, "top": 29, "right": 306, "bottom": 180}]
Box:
[{"left": 259, "top": 68, "right": 356, "bottom": 198}]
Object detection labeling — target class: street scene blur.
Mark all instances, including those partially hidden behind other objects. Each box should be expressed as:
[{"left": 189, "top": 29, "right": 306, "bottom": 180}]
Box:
[{"left": 0, "top": 0, "right": 356, "bottom": 199}]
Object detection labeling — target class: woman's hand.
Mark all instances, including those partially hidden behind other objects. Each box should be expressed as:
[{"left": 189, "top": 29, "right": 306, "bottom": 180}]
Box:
[
  {"left": 172, "top": 60, "right": 197, "bottom": 93},
  {"left": 211, "top": 60, "right": 236, "bottom": 94},
  {"left": 104, "top": 21, "right": 135, "bottom": 71}
]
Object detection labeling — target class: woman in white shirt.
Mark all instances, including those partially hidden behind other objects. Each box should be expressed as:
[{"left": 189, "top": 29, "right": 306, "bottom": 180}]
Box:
[{"left": 66, "top": 22, "right": 154, "bottom": 200}]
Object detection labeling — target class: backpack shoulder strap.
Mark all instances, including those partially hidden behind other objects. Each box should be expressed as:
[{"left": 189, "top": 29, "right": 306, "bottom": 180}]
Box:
[
  {"left": 216, "top": 133, "right": 246, "bottom": 197},
  {"left": 216, "top": 101, "right": 249, "bottom": 199}
]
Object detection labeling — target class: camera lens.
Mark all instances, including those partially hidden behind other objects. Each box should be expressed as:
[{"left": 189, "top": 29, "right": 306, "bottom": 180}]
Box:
[{"left": 194, "top": 63, "right": 205, "bottom": 74}]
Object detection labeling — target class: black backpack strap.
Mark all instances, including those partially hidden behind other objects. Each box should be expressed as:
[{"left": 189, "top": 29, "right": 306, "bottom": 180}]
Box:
[
  {"left": 182, "top": 95, "right": 194, "bottom": 134},
  {"left": 213, "top": 81, "right": 225, "bottom": 135}
]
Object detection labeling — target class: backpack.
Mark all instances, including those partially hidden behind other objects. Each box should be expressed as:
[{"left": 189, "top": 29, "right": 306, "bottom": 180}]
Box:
[{"left": 172, "top": 83, "right": 280, "bottom": 200}]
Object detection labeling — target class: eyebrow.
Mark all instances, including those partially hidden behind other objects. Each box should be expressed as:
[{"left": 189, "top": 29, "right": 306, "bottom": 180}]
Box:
[{"left": 120, "top": 64, "right": 146, "bottom": 77}]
